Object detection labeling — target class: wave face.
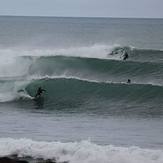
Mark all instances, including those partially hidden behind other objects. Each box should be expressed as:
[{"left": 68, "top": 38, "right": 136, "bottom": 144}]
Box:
[
  {"left": 0, "top": 45, "right": 163, "bottom": 117},
  {"left": 25, "top": 78, "right": 163, "bottom": 104},
  {"left": 27, "top": 55, "right": 163, "bottom": 84},
  {"left": 0, "top": 138, "right": 163, "bottom": 163}
]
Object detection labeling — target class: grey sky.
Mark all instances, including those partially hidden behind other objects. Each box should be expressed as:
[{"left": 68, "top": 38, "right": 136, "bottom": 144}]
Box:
[{"left": 0, "top": 0, "right": 162, "bottom": 18}]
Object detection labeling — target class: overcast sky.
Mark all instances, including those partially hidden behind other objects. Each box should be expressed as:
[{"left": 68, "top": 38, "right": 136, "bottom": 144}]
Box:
[{"left": 0, "top": 0, "right": 162, "bottom": 18}]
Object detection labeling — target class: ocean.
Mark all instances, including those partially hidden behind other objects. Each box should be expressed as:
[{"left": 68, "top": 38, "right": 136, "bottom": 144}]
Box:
[{"left": 0, "top": 16, "right": 163, "bottom": 163}]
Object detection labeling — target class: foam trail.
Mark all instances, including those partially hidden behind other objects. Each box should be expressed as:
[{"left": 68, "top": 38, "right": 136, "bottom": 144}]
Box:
[{"left": 0, "top": 138, "right": 162, "bottom": 163}]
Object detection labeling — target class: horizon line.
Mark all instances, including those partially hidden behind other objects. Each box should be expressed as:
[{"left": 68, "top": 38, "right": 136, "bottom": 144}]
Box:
[{"left": 0, "top": 14, "right": 163, "bottom": 20}]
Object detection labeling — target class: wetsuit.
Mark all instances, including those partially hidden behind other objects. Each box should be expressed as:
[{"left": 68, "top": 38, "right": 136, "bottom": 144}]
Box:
[{"left": 35, "top": 87, "right": 46, "bottom": 98}]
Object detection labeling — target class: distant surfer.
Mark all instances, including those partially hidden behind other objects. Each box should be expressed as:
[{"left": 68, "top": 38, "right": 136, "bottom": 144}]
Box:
[
  {"left": 35, "top": 87, "right": 46, "bottom": 98},
  {"left": 127, "top": 79, "right": 131, "bottom": 84},
  {"left": 123, "top": 51, "right": 129, "bottom": 60}
]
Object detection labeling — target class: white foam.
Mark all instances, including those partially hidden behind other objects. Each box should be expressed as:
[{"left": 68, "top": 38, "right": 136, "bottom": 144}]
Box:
[
  {"left": 0, "top": 55, "right": 32, "bottom": 78},
  {"left": 0, "top": 44, "right": 123, "bottom": 59},
  {"left": 0, "top": 80, "right": 31, "bottom": 102},
  {"left": 0, "top": 138, "right": 162, "bottom": 163}
]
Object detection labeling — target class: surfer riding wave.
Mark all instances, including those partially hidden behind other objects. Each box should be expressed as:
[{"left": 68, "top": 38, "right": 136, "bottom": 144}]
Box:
[{"left": 35, "top": 87, "right": 46, "bottom": 98}]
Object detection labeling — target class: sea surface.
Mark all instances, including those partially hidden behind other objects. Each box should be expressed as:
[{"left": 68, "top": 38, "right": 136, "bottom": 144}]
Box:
[{"left": 0, "top": 16, "right": 163, "bottom": 163}]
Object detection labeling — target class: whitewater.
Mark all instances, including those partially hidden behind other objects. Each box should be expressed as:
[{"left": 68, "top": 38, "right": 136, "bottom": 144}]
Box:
[{"left": 0, "top": 16, "right": 163, "bottom": 163}]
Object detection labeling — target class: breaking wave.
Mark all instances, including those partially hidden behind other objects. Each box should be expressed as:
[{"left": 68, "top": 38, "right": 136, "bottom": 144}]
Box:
[
  {"left": 0, "top": 44, "right": 163, "bottom": 115},
  {"left": 0, "top": 138, "right": 162, "bottom": 163},
  {"left": 0, "top": 77, "right": 163, "bottom": 117}
]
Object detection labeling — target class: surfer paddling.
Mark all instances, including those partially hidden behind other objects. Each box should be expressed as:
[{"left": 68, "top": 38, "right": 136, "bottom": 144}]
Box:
[{"left": 35, "top": 87, "right": 46, "bottom": 98}]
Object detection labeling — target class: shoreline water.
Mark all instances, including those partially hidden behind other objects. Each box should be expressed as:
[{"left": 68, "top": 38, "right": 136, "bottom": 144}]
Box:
[{"left": 0, "top": 138, "right": 163, "bottom": 163}]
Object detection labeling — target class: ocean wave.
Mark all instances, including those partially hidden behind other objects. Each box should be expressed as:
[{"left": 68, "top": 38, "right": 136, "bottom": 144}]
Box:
[
  {"left": 0, "top": 77, "right": 163, "bottom": 116},
  {"left": 0, "top": 138, "right": 162, "bottom": 163},
  {"left": 0, "top": 44, "right": 163, "bottom": 108},
  {"left": 21, "top": 55, "right": 163, "bottom": 88},
  {"left": 0, "top": 44, "right": 163, "bottom": 80},
  {"left": 1, "top": 53, "right": 163, "bottom": 86},
  {"left": 27, "top": 55, "right": 163, "bottom": 76},
  {"left": 1, "top": 77, "right": 163, "bottom": 103},
  {"left": 25, "top": 77, "right": 163, "bottom": 101}
]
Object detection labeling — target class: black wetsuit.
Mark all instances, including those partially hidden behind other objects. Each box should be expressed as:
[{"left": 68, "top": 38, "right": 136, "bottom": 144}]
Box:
[
  {"left": 35, "top": 87, "right": 46, "bottom": 98},
  {"left": 123, "top": 52, "right": 129, "bottom": 60},
  {"left": 127, "top": 79, "right": 131, "bottom": 83}
]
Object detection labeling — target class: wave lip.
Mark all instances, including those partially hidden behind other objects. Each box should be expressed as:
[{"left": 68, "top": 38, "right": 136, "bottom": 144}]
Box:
[{"left": 0, "top": 138, "right": 162, "bottom": 163}]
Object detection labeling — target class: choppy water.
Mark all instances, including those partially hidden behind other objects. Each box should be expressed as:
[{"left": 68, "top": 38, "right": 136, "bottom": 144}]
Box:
[{"left": 0, "top": 16, "right": 163, "bottom": 163}]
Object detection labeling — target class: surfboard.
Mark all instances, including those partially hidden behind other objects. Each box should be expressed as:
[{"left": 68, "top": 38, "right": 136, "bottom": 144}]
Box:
[{"left": 17, "top": 90, "right": 34, "bottom": 100}]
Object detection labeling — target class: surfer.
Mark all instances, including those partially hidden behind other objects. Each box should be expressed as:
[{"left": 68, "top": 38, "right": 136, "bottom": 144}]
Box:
[
  {"left": 35, "top": 87, "right": 46, "bottom": 98},
  {"left": 123, "top": 51, "right": 129, "bottom": 60},
  {"left": 127, "top": 79, "right": 131, "bottom": 83}
]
